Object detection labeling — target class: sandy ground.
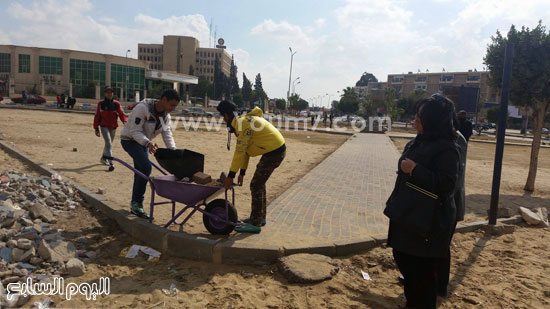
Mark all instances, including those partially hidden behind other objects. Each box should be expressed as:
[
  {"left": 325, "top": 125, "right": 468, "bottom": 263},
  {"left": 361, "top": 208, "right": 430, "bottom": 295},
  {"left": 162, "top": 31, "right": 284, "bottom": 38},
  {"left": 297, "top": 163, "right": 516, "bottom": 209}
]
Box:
[
  {"left": 0, "top": 109, "right": 348, "bottom": 236},
  {"left": 391, "top": 137, "right": 550, "bottom": 222},
  {"left": 2, "top": 150, "right": 550, "bottom": 308}
]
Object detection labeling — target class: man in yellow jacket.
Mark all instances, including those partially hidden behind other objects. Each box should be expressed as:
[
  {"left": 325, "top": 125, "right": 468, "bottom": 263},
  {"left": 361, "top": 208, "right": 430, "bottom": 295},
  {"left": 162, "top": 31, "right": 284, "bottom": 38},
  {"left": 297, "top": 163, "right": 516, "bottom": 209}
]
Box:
[{"left": 217, "top": 101, "right": 286, "bottom": 233}]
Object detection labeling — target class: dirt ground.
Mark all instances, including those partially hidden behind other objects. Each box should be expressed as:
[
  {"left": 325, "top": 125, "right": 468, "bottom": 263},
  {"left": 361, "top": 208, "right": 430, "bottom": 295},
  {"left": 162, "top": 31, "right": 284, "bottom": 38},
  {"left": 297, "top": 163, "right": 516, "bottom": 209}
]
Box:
[
  {"left": 0, "top": 109, "right": 348, "bottom": 236},
  {"left": 391, "top": 137, "right": 550, "bottom": 223},
  {"left": 1, "top": 148, "right": 549, "bottom": 308}
]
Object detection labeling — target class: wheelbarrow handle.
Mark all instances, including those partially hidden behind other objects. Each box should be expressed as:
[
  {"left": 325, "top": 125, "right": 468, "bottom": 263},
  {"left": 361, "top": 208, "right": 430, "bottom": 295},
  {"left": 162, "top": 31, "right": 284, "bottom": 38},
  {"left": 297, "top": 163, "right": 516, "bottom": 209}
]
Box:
[{"left": 107, "top": 156, "right": 152, "bottom": 182}]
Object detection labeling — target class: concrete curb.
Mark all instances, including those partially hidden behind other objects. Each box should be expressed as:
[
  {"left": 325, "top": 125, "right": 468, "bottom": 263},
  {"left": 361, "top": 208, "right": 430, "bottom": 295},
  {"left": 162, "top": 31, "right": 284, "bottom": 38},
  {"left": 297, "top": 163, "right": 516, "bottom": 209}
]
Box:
[
  {"left": 0, "top": 139, "right": 529, "bottom": 265},
  {"left": 388, "top": 134, "right": 550, "bottom": 148}
]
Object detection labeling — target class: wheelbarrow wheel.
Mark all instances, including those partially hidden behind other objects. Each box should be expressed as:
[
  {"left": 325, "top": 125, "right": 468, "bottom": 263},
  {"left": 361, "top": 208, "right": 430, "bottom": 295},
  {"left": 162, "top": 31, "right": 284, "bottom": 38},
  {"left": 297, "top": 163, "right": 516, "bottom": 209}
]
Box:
[{"left": 203, "top": 199, "right": 238, "bottom": 235}]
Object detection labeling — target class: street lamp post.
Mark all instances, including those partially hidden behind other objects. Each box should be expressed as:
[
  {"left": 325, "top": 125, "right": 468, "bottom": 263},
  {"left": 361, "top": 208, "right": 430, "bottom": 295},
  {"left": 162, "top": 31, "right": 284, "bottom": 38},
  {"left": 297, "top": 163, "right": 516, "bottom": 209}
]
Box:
[
  {"left": 292, "top": 79, "right": 301, "bottom": 95},
  {"left": 125, "top": 49, "right": 131, "bottom": 102},
  {"left": 287, "top": 47, "right": 297, "bottom": 111}
]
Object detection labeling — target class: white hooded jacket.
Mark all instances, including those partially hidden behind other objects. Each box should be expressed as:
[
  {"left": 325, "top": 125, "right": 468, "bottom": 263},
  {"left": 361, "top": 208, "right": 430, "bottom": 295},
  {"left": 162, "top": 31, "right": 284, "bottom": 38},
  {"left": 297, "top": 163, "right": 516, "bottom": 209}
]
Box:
[{"left": 120, "top": 100, "right": 176, "bottom": 149}]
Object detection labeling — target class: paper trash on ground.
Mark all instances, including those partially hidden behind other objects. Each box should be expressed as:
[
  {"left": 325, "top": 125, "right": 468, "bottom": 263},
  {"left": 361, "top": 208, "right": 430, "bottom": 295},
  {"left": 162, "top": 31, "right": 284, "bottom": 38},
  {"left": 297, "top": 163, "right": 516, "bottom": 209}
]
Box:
[
  {"left": 361, "top": 270, "right": 372, "bottom": 281},
  {"left": 120, "top": 245, "right": 161, "bottom": 261}
]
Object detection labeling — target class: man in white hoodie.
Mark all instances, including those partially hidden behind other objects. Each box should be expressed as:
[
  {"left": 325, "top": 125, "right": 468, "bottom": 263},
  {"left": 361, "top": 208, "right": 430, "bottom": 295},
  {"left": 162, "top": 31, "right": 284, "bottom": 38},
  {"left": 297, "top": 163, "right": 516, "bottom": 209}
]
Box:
[{"left": 120, "top": 89, "right": 180, "bottom": 219}]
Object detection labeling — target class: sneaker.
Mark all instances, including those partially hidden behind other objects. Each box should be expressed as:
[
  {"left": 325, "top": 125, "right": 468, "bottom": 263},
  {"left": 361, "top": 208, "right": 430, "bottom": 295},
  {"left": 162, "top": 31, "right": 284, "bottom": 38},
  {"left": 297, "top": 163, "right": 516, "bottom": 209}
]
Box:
[
  {"left": 242, "top": 218, "right": 266, "bottom": 226},
  {"left": 235, "top": 223, "right": 261, "bottom": 234},
  {"left": 130, "top": 201, "right": 150, "bottom": 219},
  {"left": 108, "top": 163, "right": 115, "bottom": 172},
  {"left": 100, "top": 157, "right": 109, "bottom": 165}
]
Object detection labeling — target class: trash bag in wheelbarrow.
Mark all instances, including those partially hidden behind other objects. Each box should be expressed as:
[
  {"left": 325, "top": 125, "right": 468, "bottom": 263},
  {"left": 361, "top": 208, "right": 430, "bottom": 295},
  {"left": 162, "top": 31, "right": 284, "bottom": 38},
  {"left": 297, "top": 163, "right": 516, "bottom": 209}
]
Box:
[{"left": 154, "top": 148, "right": 204, "bottom": 180}]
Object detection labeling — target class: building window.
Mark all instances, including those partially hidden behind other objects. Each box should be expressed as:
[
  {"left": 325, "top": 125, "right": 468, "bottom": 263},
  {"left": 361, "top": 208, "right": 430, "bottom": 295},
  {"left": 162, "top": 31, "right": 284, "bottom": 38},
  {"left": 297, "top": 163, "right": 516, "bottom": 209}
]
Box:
[
  {"left": 139, "top": 48, "right": 143, "bottom": 53},
  {"left": 69, "top": 58, "right": 105, "bottom": 98},
  {"left": 39, "top": 56, "right": 63, "bottom": 75},
  {"left": 392, "top": 76, "right": 404, "bottom": 83},
  {"left": 110, "top": 63, "right": 145, "bottom": 100},
  {"left": 18, "top": 54, "right": 31, "bottom": 73},
  {"left": 415, "top": 76, "right": 427, "bottom": 82},
  {"left": 440, "top": 75, "right": 453, "bottom": 82},
  {"left": 415, "top": 85, "right": 427, "bottom": 90},
  {"left": 0, "top": 53, "right": 11, "bottom": 73},
  {"left": 467, "top": 75, "right": 480, "bottom": 81}
]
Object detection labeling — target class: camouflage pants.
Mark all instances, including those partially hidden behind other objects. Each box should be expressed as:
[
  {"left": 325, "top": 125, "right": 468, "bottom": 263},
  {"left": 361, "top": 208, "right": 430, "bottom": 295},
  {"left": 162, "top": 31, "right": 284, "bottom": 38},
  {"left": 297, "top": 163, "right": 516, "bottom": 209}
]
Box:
[{"left": 249, "top": 150, "right": 286, "bottom": 226}]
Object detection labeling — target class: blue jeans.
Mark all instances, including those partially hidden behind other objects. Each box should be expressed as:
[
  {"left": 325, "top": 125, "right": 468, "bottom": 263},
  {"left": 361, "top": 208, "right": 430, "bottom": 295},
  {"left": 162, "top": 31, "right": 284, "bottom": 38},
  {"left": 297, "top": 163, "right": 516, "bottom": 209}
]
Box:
[{"left": 121, "top": 139, "right": 151, "bottom": 204}]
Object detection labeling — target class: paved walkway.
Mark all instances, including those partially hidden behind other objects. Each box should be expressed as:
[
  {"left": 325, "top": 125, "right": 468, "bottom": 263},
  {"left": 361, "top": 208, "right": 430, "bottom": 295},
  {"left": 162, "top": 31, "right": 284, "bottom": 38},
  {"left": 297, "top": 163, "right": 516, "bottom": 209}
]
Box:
[{"left": 231, "top": 133, "right": 400, "bottom": 248}]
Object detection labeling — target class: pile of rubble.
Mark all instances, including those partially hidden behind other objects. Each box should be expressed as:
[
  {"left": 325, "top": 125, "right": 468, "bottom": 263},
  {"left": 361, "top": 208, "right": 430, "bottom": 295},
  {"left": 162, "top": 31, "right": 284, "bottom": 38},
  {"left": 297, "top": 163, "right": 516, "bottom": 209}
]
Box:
[{"left": 0, "top": 170, "right": 89, "bottom": 290}]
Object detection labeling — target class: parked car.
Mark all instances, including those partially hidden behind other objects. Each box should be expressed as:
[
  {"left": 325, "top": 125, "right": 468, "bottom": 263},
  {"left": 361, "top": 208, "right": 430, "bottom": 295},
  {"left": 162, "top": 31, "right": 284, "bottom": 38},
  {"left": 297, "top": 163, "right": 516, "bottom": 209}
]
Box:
[
  {"left": 182, "top": 106, "right": 213, "bottom": 117},
  {"left": 127, "top": 98, "right": 158, "bottom": 111},
  {"left": 11, "top": 94, "right": 46, "bottom": 104},
  {"left": 542, "top": 128, "right": 549, "bottom": 134},
  {"left": 0, "top": 95, "right": 3, "bottom": 101},
  {"left": 297, "top": 110, "right": 308, "bottom": 118}
]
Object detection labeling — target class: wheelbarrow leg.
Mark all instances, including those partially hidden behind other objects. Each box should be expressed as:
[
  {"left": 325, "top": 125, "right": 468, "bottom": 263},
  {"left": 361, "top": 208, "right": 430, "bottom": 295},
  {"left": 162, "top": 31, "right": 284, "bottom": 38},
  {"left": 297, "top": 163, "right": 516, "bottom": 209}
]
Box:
[
  {"left": 149, "top": 189, "right": 155, "bottom": 223},
  {"left": 171, "top": 201, "right": 176, "bottom": 219}
]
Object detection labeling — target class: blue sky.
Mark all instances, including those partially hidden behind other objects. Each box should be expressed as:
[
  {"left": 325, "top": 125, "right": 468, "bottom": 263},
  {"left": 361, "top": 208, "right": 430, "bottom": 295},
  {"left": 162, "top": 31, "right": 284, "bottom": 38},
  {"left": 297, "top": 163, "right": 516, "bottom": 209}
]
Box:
[{"left": 1, "top": 0, "right": 549, "bottom": 107}]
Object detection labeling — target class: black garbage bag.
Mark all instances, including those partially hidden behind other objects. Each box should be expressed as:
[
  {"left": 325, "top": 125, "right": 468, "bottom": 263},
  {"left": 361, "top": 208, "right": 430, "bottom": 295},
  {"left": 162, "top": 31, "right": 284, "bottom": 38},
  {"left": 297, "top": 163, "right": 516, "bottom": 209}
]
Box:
[{"left": 154, "top": 148, "right": 204, "bottom": 180}]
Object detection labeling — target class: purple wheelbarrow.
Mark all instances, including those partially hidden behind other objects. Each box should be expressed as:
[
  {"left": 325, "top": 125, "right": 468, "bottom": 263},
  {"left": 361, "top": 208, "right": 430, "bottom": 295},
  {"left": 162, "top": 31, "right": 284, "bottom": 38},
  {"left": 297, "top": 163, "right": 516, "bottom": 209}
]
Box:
[{"left": 110, "top": 156, "right": 239, "bottom": 235}]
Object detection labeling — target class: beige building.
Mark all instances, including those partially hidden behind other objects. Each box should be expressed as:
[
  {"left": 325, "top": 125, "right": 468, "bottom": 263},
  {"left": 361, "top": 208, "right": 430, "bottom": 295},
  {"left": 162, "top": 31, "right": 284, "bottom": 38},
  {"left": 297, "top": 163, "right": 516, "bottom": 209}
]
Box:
[
  {"left": 138, "top": 36, "right": 232, "bottom": 83},
  {"left": 0, "top": 44, "right": 197, "bottom": 100},
  {"left": 385, "top": 70, "right": 498, "bottom": 104}
]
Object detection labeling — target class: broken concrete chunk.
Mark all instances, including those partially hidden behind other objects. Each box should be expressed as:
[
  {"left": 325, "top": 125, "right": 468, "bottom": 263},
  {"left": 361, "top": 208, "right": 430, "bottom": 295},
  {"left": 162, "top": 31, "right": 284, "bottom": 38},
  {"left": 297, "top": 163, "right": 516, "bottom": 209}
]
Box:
[
  {"left": 38, "top": 240, "right": 76, "bottom": 263},
  {"left": 28, "top": 203, "right": 55, "bottom": 223},
  {"left": 65, "top": 258, "right": 86, "bottom": 277}
]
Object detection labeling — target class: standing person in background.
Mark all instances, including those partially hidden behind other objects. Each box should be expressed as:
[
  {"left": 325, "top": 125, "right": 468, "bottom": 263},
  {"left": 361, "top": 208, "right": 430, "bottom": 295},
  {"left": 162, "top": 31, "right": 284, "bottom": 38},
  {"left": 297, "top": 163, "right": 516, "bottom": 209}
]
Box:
[
  {"left": 22, "top": 91, "right": 28, "bottom": 104},
  {"left": 458, "top": 110, "right": 473, "bottom": 142},
  {"left": 120, "top": 89, "right": 180, "bottom": 219},
  {"left": 329, "top": 113, "right": 334, "bottom": 128},
  {"left": 93, "top": 86, "right": 127, "bottom": 171}
]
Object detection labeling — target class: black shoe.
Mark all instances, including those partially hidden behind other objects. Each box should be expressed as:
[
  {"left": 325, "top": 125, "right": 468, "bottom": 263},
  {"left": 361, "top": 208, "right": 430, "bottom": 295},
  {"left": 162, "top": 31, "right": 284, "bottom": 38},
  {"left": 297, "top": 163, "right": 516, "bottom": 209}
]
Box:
[{"left": 108, "top": 164, "right": 115, "bottom": 171}]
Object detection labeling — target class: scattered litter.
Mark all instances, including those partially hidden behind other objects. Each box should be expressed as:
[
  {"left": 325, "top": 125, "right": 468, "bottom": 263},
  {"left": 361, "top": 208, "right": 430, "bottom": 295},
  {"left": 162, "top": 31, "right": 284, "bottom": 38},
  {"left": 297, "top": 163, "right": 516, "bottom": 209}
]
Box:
[
  {"left": 50, "top": 173, "right": 62, "bottom": 181},
  {"left": 361, "top": 270, "right": 372, "bottom": 281},
  {"left": 161, "top": 283, "right": 178, "bottom": 297},
  {"left": 33, "top": 297, "right": 53, "bottom": 309},
  {"left": 72, "top": 148, "right": 78, "bottom": 152},
  {"left": 97, "top": 188, "right": 106, "bottom": 195},
  {"left": 120, "top": 245, "right": 161, "bottom": 261},
  {"left": 306, "top": 136, "right": 310, "bottom": 139},
  {"left": 46, "top": 163, "right": 53, "bottom": 166}
]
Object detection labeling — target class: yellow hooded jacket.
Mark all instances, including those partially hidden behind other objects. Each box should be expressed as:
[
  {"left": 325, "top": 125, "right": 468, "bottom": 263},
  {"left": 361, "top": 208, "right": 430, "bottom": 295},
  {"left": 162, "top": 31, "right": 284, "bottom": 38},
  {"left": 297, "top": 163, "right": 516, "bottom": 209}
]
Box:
[{"left": 229, "top": 107, "right": 285, "bottom": 175}]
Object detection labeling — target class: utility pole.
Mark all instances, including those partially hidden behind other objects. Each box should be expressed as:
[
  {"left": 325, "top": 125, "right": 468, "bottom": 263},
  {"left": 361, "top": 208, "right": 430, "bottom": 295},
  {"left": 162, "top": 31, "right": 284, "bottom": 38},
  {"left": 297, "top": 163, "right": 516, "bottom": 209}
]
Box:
[{"left": 287, "top": 47, "right": 297, "bottom": 111}]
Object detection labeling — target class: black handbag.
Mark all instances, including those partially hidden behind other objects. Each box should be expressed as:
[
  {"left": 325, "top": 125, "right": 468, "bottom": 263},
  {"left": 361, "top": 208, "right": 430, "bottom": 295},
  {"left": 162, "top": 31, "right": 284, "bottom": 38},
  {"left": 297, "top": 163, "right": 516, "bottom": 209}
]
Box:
[{"left": 384, "top": 178, "right": 440, "bottom": 236}]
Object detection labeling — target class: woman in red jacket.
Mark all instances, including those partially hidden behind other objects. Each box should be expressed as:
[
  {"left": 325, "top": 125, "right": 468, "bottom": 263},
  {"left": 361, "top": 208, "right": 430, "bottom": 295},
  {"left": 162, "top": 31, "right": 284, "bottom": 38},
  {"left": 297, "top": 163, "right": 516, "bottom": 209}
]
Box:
[{"left": 93, "top": 86, "right": 127, "bottom": 171}]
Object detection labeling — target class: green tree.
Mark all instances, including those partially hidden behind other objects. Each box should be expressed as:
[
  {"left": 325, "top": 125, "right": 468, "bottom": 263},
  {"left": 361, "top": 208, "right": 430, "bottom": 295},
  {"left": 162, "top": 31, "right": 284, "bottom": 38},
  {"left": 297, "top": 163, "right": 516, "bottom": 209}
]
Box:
[
  {"left": 190, "top": 77, "right": 213, "bottom": 99},
  {"left": 229, "top": 56, "right": 239, "bottom": 95},
  {"left": 337, "top": 87, "right": 360, "bottom": 115},
  {"left": 242, "top": 73, "right": 252, "bottom": 104},
  {"left": 213, "top": 57, "right": 224, "bottom": 99},
  {"left": 384, "top": 87, "right": 404, "bottom": 121},
  {"left": 288, "top": 94, "right": 308, "bottom": 111},
  {"left": 484, "top": 22, "right": 550, "bottom": 192},
  {"left": 275, "top": 98, "right": 286, "bottom": 110},
  {"left": 254, "top": 73, "right": 263, "bottom": 91},
  {"left": 232, "top": 91, "right": 243, "bottom": 107},
  {"left": 396, "top": 89, "right": 427, "bottom": 119},
  {"left": 355, "top": 72, "right": 378, "bottom": 87}
]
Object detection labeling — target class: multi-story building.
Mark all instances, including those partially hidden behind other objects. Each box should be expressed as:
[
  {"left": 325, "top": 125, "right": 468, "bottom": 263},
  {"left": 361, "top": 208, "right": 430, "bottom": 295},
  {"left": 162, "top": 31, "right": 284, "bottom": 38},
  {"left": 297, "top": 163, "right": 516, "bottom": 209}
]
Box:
[
  {"left": 138, "top": 36, "right": 231, "bottom": 83},
  {"left": 385, "top": 70, "right": 498, "bottom": 104},
  {"left": 0, "top": 44, "right": 197, "bottom": 100}
]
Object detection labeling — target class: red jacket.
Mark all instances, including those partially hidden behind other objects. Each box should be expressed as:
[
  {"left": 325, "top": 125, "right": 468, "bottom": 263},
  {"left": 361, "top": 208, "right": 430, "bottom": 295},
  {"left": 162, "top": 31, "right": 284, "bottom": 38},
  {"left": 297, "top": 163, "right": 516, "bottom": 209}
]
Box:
[{"left": 93, "top": 99, "right": 127, "bottom": 129}]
